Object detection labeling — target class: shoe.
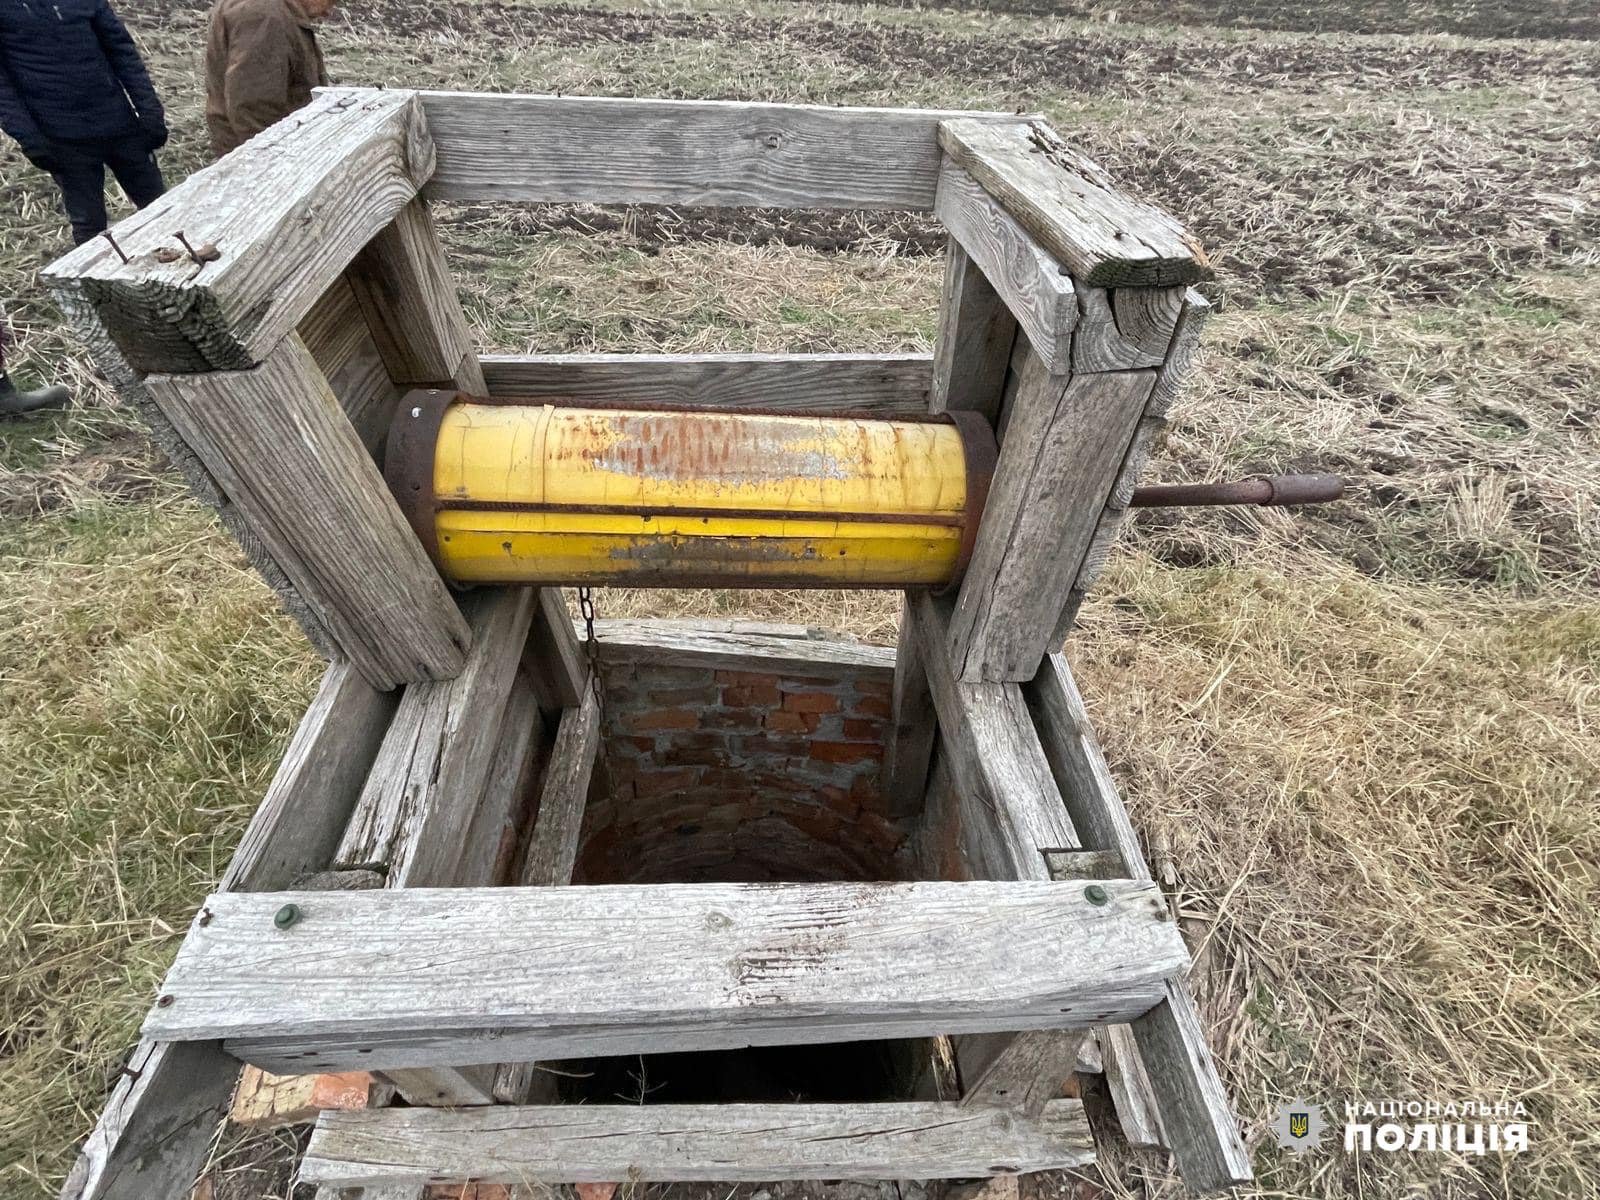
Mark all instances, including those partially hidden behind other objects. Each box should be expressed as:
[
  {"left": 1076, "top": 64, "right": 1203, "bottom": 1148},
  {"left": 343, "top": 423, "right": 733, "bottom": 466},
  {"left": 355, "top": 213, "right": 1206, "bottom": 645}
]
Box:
[{"left": 0, "top": 376, "right": 71, "bottom": 416}]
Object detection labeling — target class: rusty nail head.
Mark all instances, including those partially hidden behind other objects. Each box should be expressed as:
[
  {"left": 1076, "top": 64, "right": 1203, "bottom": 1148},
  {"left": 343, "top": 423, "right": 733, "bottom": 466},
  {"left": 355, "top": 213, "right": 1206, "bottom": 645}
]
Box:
[
  {"left": 274, "top": 903, "right": 301, "bottom": 930},
  {"left": 99, "top": 230, "right": 130, "bottom": 264},
  {"left": 157, "top": 993, "right": 174, "bottom": 1007},
  {"left": 1084, "top": 884, "right": 1109, "bottom": 906}
]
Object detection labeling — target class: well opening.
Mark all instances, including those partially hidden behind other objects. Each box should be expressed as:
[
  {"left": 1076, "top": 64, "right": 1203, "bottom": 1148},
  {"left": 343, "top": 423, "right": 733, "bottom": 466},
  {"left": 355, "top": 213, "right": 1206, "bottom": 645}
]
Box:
[{"left": 555, "top": 633, "right": 936, "bottom": 1104}]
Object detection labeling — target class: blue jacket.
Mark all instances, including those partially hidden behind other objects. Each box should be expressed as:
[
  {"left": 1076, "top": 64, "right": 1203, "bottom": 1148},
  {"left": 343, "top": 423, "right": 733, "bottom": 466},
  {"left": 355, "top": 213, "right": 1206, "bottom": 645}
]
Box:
[{"left": 0, "top": 0, "right": 165, "bottom": 154}]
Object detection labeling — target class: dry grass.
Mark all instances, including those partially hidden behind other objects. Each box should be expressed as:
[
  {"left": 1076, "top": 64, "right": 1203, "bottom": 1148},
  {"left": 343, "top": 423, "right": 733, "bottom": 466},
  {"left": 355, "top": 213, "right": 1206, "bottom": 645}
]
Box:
[{"left": 0, "top": 0, "right": 1597, "bottom": 1197}]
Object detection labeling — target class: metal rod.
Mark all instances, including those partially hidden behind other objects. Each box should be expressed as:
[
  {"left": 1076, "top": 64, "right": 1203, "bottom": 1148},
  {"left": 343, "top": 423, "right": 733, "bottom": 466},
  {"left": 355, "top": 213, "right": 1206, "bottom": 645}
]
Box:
[{"left": 1129, "top": 473, "right": 1345, "bottom": 509}]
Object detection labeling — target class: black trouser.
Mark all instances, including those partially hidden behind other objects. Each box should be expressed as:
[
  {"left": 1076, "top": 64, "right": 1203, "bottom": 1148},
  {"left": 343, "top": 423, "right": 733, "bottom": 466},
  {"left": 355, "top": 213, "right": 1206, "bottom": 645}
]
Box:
[{"left": 47, "top": 137, "right": 166, "bottom": 245}]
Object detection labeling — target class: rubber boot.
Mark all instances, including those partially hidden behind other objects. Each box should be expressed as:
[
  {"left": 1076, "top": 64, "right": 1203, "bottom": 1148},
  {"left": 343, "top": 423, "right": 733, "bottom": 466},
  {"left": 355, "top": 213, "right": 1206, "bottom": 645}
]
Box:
[{"left": 0, "top": 371, "right": 71, "bottom": 416}]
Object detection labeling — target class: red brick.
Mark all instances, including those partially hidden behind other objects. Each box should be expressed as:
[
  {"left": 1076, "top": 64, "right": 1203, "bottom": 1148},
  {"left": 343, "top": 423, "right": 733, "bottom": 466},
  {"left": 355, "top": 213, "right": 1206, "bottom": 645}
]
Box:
[
  {"left": 716, "top": 669, "right": 780, "bottom": 686},
  {"left": 659, "top": 744, "right": 734, "bottom": 768},
  {"left": 649, "top": 685, "right": 720, "bottom": 706},
  {"left": 842, "top": 718, "right": 884, "bottom": 740},
  {"left": 702, "top": 708, "right": 764, "bottom": 731},
  {"left": 626, "top": 707, "right": 700, "bottom": 732},
  {"left": 809, "top": 741, "right": 880, "bottom": 765},
  {"left": 783, "top": 691, "right": 840, "bottom": 714},
  {"left": 764, "top": 710, "right": 809, "bottom": 733},
  {"left": 851, "top": 772, "right": 881, "bottom": 800},
  {"left": 632, "top": 767, "right": 702, "bottom": 798},
  {"left": 819, "top": 785, "right": 858, "bottom": 817},
  {"left": 860, "top": 811, "right": 905, "bottom": 853},
  {"left": 855, "top": 676, "right": 893, "bottom": 697},
  {"left": 854, "top": 694, "right": 892, "bottom": 718},
  {"left": 723, "top": 681, "right": 781, "bottom": 707}
]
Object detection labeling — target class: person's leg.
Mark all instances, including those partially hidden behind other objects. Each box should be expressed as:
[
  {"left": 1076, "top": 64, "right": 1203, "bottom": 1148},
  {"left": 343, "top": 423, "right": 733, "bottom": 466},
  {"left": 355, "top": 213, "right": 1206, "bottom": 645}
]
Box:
[
  {"left": 105, "top": 139, "right": 166, "bottom": 211},
  {"left": 47, "top": 143, "right": 111, "bottom": 245},
  {"left": 0, "top": 293, "right": 72, "bottom": 416}
]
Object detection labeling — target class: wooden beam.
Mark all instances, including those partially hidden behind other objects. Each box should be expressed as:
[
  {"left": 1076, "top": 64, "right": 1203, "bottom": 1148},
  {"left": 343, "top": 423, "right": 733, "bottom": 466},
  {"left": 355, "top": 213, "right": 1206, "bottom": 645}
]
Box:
[
  {"left": 58, "top": 660, "right": 396, "bottom": 1200},
  {"left": 418, "top": 91, "right": 1028, "bottom": 210},
  {"left": 456, "top": 672, "right": 548, "bottom": 888},
  {"left": 937, "top": 119, "right": 1210, "bottom": 289},
  {"left": 47, "top": 278, "right": 336, "bottom": 657},
  {"left": 945, "top": 346, "right": 1154, "bottom": 682},
  {"left": 301, "top": 1100, "right": 1094, "bottom": 1186},
  {"left": 1025, "top": 653, "right": 1251, "bottom": 1190},
  {"left": 144, "top": 335, "right": 471, "bottom": 689},
  {"left": 336, "top": 588, "right": 535, "bottom": 887},
  {"left": 298, "top": 276, "right": 403, "bottom": 461},
  {"left": 146, "top": 880, "right": 1186, "bottom": 1070},
  {"left": 589, "top": 619, "right": 895, "bottom": 683},
  {"left": 42, "top": 89, "right": 434, "bottom": 373},
  {"left": 960, "top": 1031, "right": 1089, "bottom": 1116},
  {"left": 934, "top": 162, "right": 1073, "bottom": 374},
  {"left": 524, "top": 588, "right": 585, "bottom": 713},
  {"left": 883, "top": 597, "right": 939, "bottom": 820},
  {"left": 482, "top": 352, "right": 932, "bottom": 415},
  {"left": 519, "top": 682, "right": 601, "bottom": 887},
  {"left": 1057, "top": 289, "right": 1212, "bottom": 637},
  {"left": 346, "top": 197, "right": 483, "bottom": 391},
  {"left": 1071, "top": 284, "right": 1183, "bottom": 373},
  {"left": 929, "top": 238, "right": 1019, "bottom": 422}
]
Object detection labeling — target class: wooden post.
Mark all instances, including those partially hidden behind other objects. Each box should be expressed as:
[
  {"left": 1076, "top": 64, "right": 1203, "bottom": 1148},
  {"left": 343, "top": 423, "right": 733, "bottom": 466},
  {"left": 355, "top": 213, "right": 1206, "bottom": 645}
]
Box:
[{"left": 144, "top": 336, "right": 471, "bottom": 689}]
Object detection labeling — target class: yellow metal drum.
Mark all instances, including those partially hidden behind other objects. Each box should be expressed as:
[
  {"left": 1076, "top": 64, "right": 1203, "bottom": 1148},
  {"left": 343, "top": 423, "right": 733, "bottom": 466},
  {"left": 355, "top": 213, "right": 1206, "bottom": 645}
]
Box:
[{"left": 386, "top": 391, "right": 994, "bottom": 589}]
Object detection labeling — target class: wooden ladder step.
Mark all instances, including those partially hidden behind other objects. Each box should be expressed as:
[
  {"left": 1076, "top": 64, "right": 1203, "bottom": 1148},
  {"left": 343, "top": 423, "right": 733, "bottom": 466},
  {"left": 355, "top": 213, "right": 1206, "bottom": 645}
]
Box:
[
  {"left": 144, "top": 880, "right": 1186, "bottom": 1075},
  {"left": 300, "top": 1100, "right": 1095, "bottom": 1187}
]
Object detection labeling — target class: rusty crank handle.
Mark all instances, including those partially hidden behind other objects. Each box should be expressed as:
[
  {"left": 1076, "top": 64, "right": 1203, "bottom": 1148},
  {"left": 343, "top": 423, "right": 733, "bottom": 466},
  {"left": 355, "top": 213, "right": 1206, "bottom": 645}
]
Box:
[{"left": 1128, "top": 473, "right": 1346, "bottom": 509}]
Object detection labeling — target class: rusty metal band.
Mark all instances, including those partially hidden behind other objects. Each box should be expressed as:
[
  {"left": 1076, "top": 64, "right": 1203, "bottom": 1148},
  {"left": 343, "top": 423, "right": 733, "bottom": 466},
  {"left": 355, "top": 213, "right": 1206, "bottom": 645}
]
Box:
[
  {"left": 939, "top": 409, "right": 999, "bottom": 593},
  {"left": 384, "top": 387, "right": 460, "bottom": 568}
]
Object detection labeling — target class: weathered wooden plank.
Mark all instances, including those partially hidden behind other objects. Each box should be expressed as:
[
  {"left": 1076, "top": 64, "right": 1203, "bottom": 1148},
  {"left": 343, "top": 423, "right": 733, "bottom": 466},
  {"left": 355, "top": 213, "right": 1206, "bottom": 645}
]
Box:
[
  {"left": 337, "top": 588, "right": 535, "bottom": 887},
  {"left": 1025, "top": 652, "right": 1251, "bottom": 1190},
  {"left": 525, "top": 588, "right": 585, "bottom": 713},
  {"left": 302, "top": 1100, "right": 1094, "bottom": 1186},
  {"left": 144, "top": 336, "right": 470, "bottom": 689},
  {"left": 908, "top": 592, "right": 1077, "bottom": 880},
  {"left": 299, "top": 276, "right": 404, "bottom": 461},
  {"left": 379, "top": 1066, "right": 498, "bottom": 1107},
  {"left": 482, "top": 352, "right": 932, "bottom": 415},
  {"left": 230, "top": 662, "right": 398, "bottom": 892},
  {"left": 48, "top": 278, "right": 336, "bottom": 657},
  {"left": 42, "top": 89, "right": 434, "bottom": 373},
  {"left": 59, "top": 658, "right": 393, "bottom": 1200},
  {"left": 960, "top": 1030, "right": 1088, "bottom": 1116},
  {"left": 590, "top": 620, "right": 896, "bottom": 683},
  {"left": 456, "top": 672, "right": 547, "bottom": 888},
  {"left": 937, "top": 120, "right": 1209, "bottom": 289},
  {"left": 419, "top": 91, "right": 1027, "bottom": 210},
  {"left": 946, "top": 347, "right": 1155, "bottom": 682},
  {"left": 519, "top": 683, "right": 601, "bottom": 887},
  {"left": 929, "top": 239, "right": 1019, "bottom": 422},
  {"left": 148, "top": 881, "right": 1185, "bottom": 1063},
  {"left": 934, "top": 161, "right": 1073, "bottom": 374},
  {"left": 347, "top": 197, "right": 480, "bottom": 388},
  {"left": 883, "top": 597, "right": 939, "bottom": 820},
  {"left": 1071, "top": 285, "right": 1184, "bottom": 373}
]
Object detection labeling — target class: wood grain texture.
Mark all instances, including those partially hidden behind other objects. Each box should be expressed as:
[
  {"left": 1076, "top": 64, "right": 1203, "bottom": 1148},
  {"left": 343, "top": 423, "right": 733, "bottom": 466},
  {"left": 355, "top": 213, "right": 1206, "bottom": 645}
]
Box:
[
  {"left": 946, "top": 346, "right": 1154, "bottom": 682},
  {"left": 346, "top": 197, "right": 477, "bottom": 386},
  {"left": 519, "top": 683, "right": 601, "bottom": 887},
  {"left": 909, "top": 593, "right": 1077, "bottom": 881},
  {"left": 525, "top": 588, "right": 585, "bottom": 713},
  {"left": 1025, "top": 652, "right": 1251, "bottom": 1190},
  {"left": 590, "top": 620, "right": 896, "bottom": 682},
  {"left": 1071, "top": 285, "right": 1183, "bottom": 373},
  {"left": 960, "top": 1030, "right": 1088, "bottom": 1116},
  {"left": 457, "top": 672, "right": 547, "bottom": 888},
  {"left": 379, "top": 1066, "right": 497, "bottom": 1107},
  {"left": 337, "top": 588, "right": 535, "bottom": 887},
  {"left": 935, "top": 161, "right": 1074, "bottom": 374},
  {"left": 229, "top": 661, "right": 399, "bottom": 893},
  {"left": 929, "top": 239, "right": 1019, "bottom": 421},
  {"left": 1055, "top": 288, "right": 1212, "bottom": 641},
  {"left": 883, "top": 596, "right": 939, "bottom": 820},
  {"left": 937, "top": 120, "right": 1210, "bottom": 289},
  {"left": 296, "top": 276, "right": 401, "bottom": 461},
  {"left": 148, "top": 881, "right": 1185, "bottom": 1065},
  {"left": 58, "top": 659, "right": 392, "bottom": 1200},
  {"left": 48, "top": 278, "right": 336, "bottom": 657},
  {"left": 419, "top": 91, "right": 1027, "bottom": 210},
  {"left": 145, "top": 336, "right": 470, "bottom": 689},
  {"left": 302, "top": 1100, "right": 1094, "bottom": 1185},
  {"left": 482, "top": 352, "right": 932, "bottom": 415},
  {"left": 42, "top": 89, "right": 434, "bottom": 373}
]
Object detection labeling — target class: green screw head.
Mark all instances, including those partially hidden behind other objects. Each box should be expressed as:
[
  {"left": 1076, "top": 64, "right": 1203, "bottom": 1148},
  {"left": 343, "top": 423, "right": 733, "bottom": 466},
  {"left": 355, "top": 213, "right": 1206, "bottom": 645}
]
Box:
[
  {"left": 273, "top": 903, "right": 301, "bottom": 930},
  {"left": 1083, "top": 884, "right": 1109, "bottom": 906}
]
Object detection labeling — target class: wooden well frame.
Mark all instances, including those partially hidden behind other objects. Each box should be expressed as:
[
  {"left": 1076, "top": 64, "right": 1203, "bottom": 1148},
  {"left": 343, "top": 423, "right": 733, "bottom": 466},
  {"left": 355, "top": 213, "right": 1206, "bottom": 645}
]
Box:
[{"left": 46, "top": 88, "right": 1249, "bottom": 1199}]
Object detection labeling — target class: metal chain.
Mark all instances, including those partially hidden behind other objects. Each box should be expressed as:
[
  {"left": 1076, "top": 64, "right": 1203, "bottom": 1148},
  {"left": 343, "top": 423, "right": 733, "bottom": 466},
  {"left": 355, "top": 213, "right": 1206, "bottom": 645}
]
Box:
[{"left": 576, "top": 586, "right": 607, "bottom": 731}]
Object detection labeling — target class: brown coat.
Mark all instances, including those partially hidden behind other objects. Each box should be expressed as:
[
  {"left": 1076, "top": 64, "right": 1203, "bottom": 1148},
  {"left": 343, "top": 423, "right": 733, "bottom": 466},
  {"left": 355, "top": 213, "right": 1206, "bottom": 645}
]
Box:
[{"left": 203, "top": 0, "right": 328, "bottom": 157}]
